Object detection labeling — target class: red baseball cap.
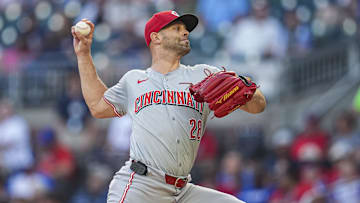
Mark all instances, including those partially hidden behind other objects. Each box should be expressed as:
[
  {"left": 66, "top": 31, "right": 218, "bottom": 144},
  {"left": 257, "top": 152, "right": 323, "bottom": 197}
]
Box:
[{"left": 144, "top": 10, "right": 198, "bottom": 46}]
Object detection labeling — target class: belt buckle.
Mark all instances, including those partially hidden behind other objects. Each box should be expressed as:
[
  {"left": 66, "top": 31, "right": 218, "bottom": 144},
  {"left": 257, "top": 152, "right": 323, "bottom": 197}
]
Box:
[{"left": 174, "top": 177, "right": 187, "bottom": 189}]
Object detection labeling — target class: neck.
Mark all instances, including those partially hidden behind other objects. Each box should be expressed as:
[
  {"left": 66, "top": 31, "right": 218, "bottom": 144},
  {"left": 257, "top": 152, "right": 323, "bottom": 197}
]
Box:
[{"left": 151, "top": 49, "right": 181, "bottom": 74}]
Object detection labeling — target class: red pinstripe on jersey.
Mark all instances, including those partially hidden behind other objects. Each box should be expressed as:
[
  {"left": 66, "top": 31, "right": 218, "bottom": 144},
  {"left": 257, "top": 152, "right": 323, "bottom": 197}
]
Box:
[{"left": 120, "top": 172, "right": 135, "bottom": 203}]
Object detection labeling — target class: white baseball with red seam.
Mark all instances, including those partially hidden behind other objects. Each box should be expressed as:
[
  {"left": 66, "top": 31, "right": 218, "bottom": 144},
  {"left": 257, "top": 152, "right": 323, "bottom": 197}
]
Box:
[{"left": 75, "top": 21, "right": 91, "bottom": 36}]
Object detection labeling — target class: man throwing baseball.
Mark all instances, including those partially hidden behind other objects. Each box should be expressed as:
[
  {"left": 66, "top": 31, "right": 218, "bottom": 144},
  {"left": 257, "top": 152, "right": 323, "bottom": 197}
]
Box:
[{"left": 71, "top": 10, "right": 266, "bottom": 203}]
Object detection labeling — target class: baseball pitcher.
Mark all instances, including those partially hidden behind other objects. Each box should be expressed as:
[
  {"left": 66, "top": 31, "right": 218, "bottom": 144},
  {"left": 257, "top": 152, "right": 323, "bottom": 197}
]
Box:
[{"left": 71, "top": 10, "right": 266, "bottom": 203}]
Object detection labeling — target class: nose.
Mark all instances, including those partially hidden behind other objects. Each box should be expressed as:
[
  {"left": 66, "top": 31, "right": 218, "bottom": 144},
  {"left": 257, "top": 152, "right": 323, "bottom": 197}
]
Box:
[{"left": 183, "top": 29, "right": 189, "bottom": 37}]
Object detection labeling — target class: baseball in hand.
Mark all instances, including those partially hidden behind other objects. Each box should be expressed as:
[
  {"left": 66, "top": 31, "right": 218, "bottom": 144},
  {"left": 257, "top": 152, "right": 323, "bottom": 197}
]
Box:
[{"left": 75, "top": 21, "right": 91, "bottom": 36}]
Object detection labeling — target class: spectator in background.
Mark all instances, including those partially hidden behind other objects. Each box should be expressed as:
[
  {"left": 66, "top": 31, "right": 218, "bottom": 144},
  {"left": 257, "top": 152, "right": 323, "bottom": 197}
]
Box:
[
  {"left": 75, "top": 0, "right": 104, "bottom": 23},
  {"left": 57, "top": 71, "right": 90, "bottom": 134},
  {"left": 6, "top": 166, "right": 53, "bottom": 203},
  {"left": 290, "top": 114, "right": 329, "bottom": 163},
  {"left": 196, "top": 129, "right": 219, "bottom": 163},
  {"left": 193, "top": 160, "right": 217, "bottom": 190},
  {"left": 102, "top": 0, "right": 150, "bottom": 33},
  {"left": 196, "top": 0, "right": 249, "bottom": 33},
  {"left": 36, "top": 127, "right": 75, "bottom": 201},
  {"left": 237, "top": 164, "right": 272, "bottom": 203},
  {"left": 328, "top": 151, "right": 360, "bottom": 203},
  {"left": 293, "top": 162, "right": 327, "bottom": 202},
  {"left": 106, "top": 115, "right": 132, "bottom": 169},
  {"left": 216, "top": 151, "right": 251, "bottom": 195},
  {"left": 192, "top": 129, "right": 219, "bottom": 188},
  {"left": 36, "top": 127, "right": 75, "bottom": 179},
  {"left": 79, "top": 118, "right": 109, "bottom": 165},
  {"left": 269, "top": 167, "right": 297, "bottom": 203},
  {"left": 328, "top": 140, "right": 354, "bottom": 181},
  {"left": 102, "top": 0, "right": 151, "bottom": 56},
  {"left": 268, "top": 128, "right": 298, "bottom": 202},
  {"left": 311, "top": 3, "right": 343, "bottom": 48},
  {"left": 0, "top": 98, "right": 34, "bottom": 173},
  {"left": 332, "top": 110, "right": 360, "bottom": 147},
  {"left": 236, "top": 126, "right": 265, "bottom": 160},
  {"left": 269, "top": 127, "right": 294, "bottom": 162},
  {"left": 224, "top": 0, "right": 287, "bottom": 62},
  {"left": 266, "top": 127, "right": 295, "bottom": 183},
  {"left": 71, "top": 163, "right": 112, "bottom": 203},
  {"left": 0, "top": 38, "right": 34, "bottom": 74},
  {"left": 55, "top": 70, "right": 114, "bottom": 166},
  {"left": 289, "top": 115, "right": 329, "bottom": 201},
  {"left": 330, "top": 110, "right": 360, "bottom": 184},
  {"left": 282, "top": 10, "right": 312, "bottom": 56}
]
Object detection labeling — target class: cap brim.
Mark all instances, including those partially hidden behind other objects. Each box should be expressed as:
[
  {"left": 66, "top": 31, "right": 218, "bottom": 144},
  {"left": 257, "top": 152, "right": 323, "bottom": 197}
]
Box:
[{"left": 167, "top": 14, "right": 198, "bottom": 32}]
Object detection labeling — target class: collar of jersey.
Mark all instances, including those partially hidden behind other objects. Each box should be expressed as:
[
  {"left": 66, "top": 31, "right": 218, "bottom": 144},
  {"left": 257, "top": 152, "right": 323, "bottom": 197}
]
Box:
[{"left": 146, "top": 64, "right": 185, "bottom": 79}]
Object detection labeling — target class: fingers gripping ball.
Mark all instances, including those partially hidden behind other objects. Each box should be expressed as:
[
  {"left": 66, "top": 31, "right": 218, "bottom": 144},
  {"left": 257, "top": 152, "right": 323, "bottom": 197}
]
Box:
[
  {"left": 75, "top": 21, "right": 91, "bottom": 36},
  {"left": 189, "top": 69, "right": 257, "bottom": 118}
]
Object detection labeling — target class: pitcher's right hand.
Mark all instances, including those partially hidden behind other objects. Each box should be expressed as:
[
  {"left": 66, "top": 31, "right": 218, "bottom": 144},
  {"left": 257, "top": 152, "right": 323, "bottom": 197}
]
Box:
[{"left": 71, "top": 19, "right": 95, "bottom": 57}]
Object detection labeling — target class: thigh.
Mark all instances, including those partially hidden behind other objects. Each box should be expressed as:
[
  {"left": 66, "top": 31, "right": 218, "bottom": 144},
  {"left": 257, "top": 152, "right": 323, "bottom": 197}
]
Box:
[
  {"left": 178, "top": 183, "right": 246, "bottom": 203},
  {"left": 107, "top": 169, "right": 175, "bottom": 203}
]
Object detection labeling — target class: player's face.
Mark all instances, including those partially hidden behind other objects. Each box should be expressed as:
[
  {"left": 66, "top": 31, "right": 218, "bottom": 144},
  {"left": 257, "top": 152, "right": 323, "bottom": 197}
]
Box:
[{"left": 159, "top": 22, "right": 191, "bottom": 56}]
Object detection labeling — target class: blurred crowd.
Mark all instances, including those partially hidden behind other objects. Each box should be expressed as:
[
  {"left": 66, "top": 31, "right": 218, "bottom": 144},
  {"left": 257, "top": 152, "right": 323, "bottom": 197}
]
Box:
[
  {"left": 193, "top": 110, "right": 360, "bottom": 203},
  {"left": 0, "top": 0, "right": 359, "bottom": 75},
  {"left": 0, "top": 73, "right": 360, "bottom": 203},
  {"left": 1, "top": 0, "right": 360, "bottom": 203}
]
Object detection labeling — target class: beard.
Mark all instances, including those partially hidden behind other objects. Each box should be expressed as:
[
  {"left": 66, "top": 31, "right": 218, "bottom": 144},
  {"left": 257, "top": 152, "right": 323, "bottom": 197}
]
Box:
[{"left": 162, "top": 36, "right": 191, "bottom": 56}]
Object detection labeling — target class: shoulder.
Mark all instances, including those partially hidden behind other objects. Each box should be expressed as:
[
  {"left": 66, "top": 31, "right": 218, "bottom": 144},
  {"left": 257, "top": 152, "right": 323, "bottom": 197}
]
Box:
[
  {"left": 119, "top": 69, "right": 147, "bottom": 81},
  {"left": 183, "top": 64, "right": 221, "bottom": 74},
  {"left": 123, "top": 69, "right": 147, "bottom": 77}
]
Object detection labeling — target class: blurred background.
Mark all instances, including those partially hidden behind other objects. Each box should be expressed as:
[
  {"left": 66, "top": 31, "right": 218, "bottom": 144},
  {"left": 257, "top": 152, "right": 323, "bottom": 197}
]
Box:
[{"left": 0, "top": 0, "right": 360, "bottom": 202}]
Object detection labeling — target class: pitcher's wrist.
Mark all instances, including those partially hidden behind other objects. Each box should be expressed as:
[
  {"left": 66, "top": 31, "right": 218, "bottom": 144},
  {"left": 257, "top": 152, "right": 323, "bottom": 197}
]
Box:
[{"left": 76, "top": 52, "right": 92, "bottom": 60}]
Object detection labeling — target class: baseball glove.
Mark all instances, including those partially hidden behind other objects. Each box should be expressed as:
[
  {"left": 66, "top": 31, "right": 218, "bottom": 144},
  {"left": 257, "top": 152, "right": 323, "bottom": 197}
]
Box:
[{"left": 188, "top": 68, "right": 258, "bottom": 118}]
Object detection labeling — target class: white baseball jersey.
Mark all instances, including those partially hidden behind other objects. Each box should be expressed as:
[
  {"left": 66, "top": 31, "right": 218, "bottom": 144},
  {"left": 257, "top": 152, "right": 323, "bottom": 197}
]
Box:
[{"left": 104, "top": 64, "right": 220, "bottom": 177}]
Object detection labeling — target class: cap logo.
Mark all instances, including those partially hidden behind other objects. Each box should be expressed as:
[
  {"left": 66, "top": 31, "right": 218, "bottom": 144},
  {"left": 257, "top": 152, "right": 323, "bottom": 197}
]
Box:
[{"left": 171, "top": 11, "right": 179, "bottom": 17}]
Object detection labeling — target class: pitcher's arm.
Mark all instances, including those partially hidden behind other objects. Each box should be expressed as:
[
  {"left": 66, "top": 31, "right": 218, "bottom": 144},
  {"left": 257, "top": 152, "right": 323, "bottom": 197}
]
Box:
[{"left": 71, "top": 20, "right": 116, "bottom": 118}]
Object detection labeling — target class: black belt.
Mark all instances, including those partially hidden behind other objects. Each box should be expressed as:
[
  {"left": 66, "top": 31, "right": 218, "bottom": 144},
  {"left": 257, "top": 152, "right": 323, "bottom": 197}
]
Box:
[{"left": 130, "top": 160, "right": 148, "bottom": 175}]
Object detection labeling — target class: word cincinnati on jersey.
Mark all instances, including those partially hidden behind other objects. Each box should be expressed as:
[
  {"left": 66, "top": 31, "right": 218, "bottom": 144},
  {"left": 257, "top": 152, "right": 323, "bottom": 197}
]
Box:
[{"left": 134, "top": 90, "right": 204, "bottom": 114}]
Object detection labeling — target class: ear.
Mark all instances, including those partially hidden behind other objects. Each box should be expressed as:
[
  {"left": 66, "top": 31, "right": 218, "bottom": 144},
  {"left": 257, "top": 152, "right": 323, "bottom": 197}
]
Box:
[{"left": 150, "top": 32, "right": 161, "bottom": 45}]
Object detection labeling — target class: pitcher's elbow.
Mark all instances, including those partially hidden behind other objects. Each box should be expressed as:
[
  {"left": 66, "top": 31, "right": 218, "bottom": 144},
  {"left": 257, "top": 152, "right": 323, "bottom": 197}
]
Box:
[
  {"left": 89, "top": 108, "right": 102, "bottom": 118},
  {"left": 258, "top": 99, "right": 267, "bottom": 113},
  {"left": 252, "top": 99, "right": 267, "bottom": 114}
]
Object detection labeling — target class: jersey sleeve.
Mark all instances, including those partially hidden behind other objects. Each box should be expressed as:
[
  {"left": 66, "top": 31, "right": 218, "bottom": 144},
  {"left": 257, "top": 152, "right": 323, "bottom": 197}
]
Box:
[{"left": 103, "top": 72, "right": 130, "bottom": 116}]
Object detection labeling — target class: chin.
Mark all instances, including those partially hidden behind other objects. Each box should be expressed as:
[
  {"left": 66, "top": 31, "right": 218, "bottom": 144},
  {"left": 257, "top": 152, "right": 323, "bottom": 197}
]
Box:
[
  {"left": 180, "top": 47, "right": 191, "bottom": 56},
  {"left": 179, "top": 43, "right": 191, "bottom": 55}
]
